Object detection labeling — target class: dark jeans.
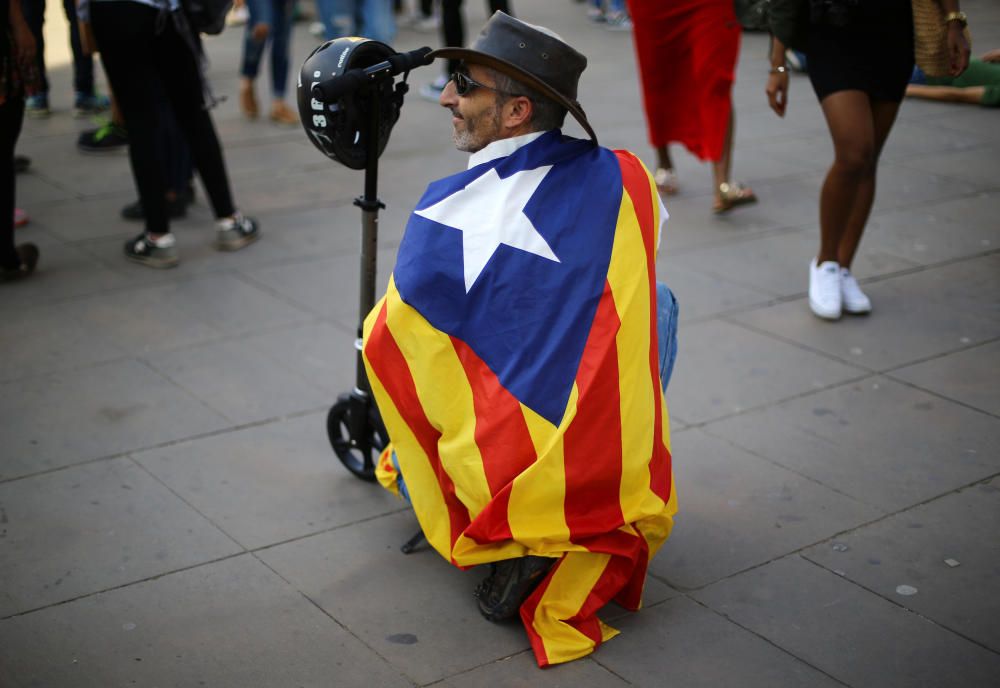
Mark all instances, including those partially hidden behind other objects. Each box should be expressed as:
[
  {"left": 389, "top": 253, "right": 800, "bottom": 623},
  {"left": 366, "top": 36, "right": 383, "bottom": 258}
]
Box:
[
  {"left": 441, "top": 0, "right": 511, "bottom": 75},
  {"left": 240, "top": 0, "right": 294, "bottom": 98},
  {"left": 1, "top": 95, "right": 26, "bottom": 270},
  {"left": 22, "top": 0, "right": 95, "bottom": 96},
  {"left": 91, "top": 2, "right": 235, "bottom": 236}
]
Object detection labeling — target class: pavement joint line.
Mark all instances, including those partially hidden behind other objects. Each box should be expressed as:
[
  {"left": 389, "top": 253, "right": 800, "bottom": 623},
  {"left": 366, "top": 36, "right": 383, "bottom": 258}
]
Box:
[
  {"left": 134, "top": 354, "right": 243, "bottom": 426},
  {"left": 247, "top": 505, "right": 413, "bottom": 557},
  {"left": 0, "top": 406, "right": 332, "bottom": 486},
  {"left": 679, "top": 587, "right": 856, "bottom": 688},
  {"left": 697, "top": 421, "right": 884, "bottom": 511},
  {"left": 650, "top": 471, "right": 1000, "bottom": 599},
  {"left": 668, "top": 369, "right": 875, "bottom": 430},
  {"left": 0, "top": 551, "right": 248, "bottom": 622},
  {"left": 797, "top": 554, "right": 1000, "bottom": 658}
]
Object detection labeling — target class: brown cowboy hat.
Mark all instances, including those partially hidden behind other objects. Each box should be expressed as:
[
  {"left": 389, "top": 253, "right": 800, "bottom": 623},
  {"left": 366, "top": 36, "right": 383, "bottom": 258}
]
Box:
[{"left": 428, "top": 11, "right": 597, "bottom": 143}]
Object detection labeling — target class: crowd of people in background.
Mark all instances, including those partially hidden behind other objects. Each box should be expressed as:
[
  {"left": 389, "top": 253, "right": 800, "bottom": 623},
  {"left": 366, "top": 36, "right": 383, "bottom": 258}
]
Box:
[{"left": 1, "top": 0, "right": 977, "bottom": 328}]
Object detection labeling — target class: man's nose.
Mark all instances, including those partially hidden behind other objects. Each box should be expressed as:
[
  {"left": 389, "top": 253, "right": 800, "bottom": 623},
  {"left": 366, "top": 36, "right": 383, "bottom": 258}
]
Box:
[{"left": 439, "top": 78, "right": 457, "bottom": 108}]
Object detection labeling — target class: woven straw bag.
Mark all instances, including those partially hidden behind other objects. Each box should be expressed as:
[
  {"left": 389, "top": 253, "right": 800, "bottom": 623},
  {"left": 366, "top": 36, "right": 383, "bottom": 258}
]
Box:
[{"left": 912, "top": 0, "right": 972, "bottom": 77}]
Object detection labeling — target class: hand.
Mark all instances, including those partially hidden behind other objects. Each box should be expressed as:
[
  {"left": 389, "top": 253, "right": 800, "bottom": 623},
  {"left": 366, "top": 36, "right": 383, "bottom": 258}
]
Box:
[
  {"left": 766, "top": 71, "right": 789, "bottom": 117},
  {"left": 980, "top": 48, "right": 1000, "bottom": 63},
  {"left": 78, "top": 19, "right": 97, "bottom": 56},
  {"left": 947, "top": 23, "right": 971, "bottom": 77}
]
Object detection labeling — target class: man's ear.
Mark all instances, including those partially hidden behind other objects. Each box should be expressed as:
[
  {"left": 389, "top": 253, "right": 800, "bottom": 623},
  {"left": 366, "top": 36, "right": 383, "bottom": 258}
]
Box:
[{"left": 502, "top": 95, "right": 534, "bottom": 130}]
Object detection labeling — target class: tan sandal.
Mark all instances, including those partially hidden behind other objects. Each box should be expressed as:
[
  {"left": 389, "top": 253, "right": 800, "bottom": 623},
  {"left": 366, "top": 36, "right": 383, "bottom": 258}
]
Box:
[
  {"left": 713, "top": 182, "right": 757, "bottom": 214},
  {"left": 654, "top": 167, "right": 678, "bottom": 196},
  {"left": 240, "top": 83, "right": 258, "bottom": 120},
  {"left": 269, "top": 100, "right": 298, "bottom": 126}
]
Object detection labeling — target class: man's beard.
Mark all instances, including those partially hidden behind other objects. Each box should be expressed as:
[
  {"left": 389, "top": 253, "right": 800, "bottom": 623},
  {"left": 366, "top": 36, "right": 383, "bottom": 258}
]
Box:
[{"left": 452, "top": 103, "right": 503, "bottom": 153}]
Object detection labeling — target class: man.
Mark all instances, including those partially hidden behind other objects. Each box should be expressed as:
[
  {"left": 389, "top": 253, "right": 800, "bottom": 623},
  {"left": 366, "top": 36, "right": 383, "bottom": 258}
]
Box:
[{"left": 362, "top": 12, "right": 677, "bottom": 667}]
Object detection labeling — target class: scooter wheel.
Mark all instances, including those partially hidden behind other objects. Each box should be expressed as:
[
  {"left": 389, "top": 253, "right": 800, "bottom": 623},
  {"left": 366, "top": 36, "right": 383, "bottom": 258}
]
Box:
[{"left": 326, "top": 397, "right": 387, "bottom": 481}]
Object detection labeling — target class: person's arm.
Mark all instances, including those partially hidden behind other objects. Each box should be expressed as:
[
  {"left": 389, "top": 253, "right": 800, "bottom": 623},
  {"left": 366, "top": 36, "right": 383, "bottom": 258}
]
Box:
[
  {"left": 766, "top": 35, "right": 789, "bottom": 117},
  {"left": 8, "top": 0, "right": 37, "bottom": 63},
  {"left": 940, "top": 0, "right": 972, "bottom": 76},
  {"left": 980, "top": 48, "right": 1000, "bottom": 63},
  {"left": 76, "top": 0, "right": 97, "bottom": 56}
]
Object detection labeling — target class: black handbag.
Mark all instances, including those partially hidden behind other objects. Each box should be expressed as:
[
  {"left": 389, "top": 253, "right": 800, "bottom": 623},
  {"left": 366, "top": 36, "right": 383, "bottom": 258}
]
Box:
[{"left": 181, "top": 0, "right": 233, "bottom": 35}]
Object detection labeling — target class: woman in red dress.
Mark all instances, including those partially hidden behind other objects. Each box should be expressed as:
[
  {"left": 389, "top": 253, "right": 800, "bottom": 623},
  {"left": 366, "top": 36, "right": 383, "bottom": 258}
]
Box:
[{"left": 628, "top": 0, "right": 756, "bottom": 213}]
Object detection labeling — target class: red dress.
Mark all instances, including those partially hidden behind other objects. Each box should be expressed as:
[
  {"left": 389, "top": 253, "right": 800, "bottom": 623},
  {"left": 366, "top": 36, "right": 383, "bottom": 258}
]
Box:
[{"left": 627, "top": 0, "right": 741, "bottom": 162}]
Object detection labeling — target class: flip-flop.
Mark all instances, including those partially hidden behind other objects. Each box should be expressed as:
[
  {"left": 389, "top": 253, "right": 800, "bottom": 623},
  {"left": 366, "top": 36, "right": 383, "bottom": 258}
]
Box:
[
  {"left": 714, "top": 182, "right": 757, "bottom": 214},
  {"left": 654, "top": 167, "right": 678, "bottom": 196}
]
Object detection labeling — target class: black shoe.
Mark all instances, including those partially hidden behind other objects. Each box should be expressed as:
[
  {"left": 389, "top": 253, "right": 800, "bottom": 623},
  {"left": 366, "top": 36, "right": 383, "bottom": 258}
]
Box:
[
  {"left": 14, "top": 155, "right": 31, "bottom": 174},
  {"left": 1, "top": 243, "right": 39, "bottom": 282},
  {"left": 78, "top": 122, "right": 128, "bottom": 152},
  {"left": 214, "top": 212, "right": 260, "bottom": 251},
  {"left": 474, "top": 556, "right": 554, "bottom": 622},
  {"left": 121, "top": 196, "right": 188, "bottom": 221},
  {"left": 123, "top": 232, "right": 179, "bottom": 268}
]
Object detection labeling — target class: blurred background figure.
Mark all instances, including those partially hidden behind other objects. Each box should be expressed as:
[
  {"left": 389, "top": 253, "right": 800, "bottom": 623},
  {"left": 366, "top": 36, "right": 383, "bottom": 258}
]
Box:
[
  {"left": 239, "top": 0, "right": 299, "bottom": 125},
  {"left": 2, "top": 0, "right": 41, "bottom": 282},
  {"left": 907, "top": 48, "right": 1000, "bottom": 107},
  {"left": 21, "top": 0, "right": 108, "bottom": 117},
  {"left": 83, "top": 0, "right": 259, "bottom": 268},
  {"left": 586, "top": 0, "right": 631, "bottom": 31},
  {"left": 314, "top": 0, "right": 397, "bottom": 43},
  {"left": 627, "top": 0, "right": 756, "bottom": 214},
  {"left": 419, "top": 1, "right": 512, "bottom": 100}
]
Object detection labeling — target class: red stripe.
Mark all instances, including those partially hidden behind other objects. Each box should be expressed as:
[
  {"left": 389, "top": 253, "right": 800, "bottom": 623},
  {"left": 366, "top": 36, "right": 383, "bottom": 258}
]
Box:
[
  {"left": 451, "top": 337, "right": 538, "bottom": 496},
  {"left": 562, "top": 281, "right": 625, "bottom": 542},
  {"left": 364, "top": 303, "right": 469, "bottom": 554},
  {"left": 615, "top": 150, "right": 672, "bottom": 502},
  {"left": 520, "top": 559, "right": 558, "bottom": 667}
]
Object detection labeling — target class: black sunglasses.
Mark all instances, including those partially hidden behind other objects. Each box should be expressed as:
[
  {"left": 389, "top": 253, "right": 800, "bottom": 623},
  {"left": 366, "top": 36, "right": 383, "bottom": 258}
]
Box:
[{"left": 450, "top": 71, "right": 518, "bottom": 97}]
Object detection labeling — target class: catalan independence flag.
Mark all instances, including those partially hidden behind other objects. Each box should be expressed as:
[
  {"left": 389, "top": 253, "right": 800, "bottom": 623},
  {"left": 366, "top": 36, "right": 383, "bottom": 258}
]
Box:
[{"left": 362, "top": 131, "right": 676, "bottom": 667}]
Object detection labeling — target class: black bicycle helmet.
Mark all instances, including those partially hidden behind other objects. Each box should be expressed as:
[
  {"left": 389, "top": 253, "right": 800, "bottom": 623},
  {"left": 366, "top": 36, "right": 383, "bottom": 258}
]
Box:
[{"left": 297, "top": 38, "right": 405, "bottom": 170}]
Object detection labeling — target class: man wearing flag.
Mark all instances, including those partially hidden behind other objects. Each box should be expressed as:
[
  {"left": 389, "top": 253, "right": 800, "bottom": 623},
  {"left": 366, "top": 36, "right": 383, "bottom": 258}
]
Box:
[{"left": 362, "top": 11, "right": 678, "bottom": 667}]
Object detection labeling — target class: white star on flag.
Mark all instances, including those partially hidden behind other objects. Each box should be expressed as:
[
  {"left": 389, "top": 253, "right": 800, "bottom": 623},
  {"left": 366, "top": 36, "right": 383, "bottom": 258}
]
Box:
[{"left": 415, "top": 165, "right": 560, "bottom": 292}]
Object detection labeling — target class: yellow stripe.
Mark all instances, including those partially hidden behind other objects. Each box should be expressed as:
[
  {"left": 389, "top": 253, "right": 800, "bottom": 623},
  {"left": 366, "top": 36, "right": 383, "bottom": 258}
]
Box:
[
  {"left": 506, "top": 399, "right": 572, "bottom": 554},
  {"left": 532, "top": 551, "right": 616, "bottom": 664},
  {"left": 606, "top": 173, "right": 663, "bottom": 520}
]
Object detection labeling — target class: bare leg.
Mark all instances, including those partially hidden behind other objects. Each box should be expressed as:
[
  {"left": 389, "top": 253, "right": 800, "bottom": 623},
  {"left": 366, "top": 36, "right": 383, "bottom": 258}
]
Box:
[
  {"left": 655, "top": 145, "right": 672, "bottom": 172},
  {"left": 905, "top": 83, "right": 985, "bottom": 105},
  {"left": 837, "top": 99, "right": 902, "bottom": 268},
  {"left": 817, "top": 90, "right": 876, "bottom": 264},
  {"left": 711, "top": 108, "right": 734, "bottom": 192}
]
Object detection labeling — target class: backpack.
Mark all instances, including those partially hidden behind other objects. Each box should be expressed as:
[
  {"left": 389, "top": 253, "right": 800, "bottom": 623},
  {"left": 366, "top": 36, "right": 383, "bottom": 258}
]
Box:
[{"left": 181, "top": 0, "right": 234, "bottom": 35}]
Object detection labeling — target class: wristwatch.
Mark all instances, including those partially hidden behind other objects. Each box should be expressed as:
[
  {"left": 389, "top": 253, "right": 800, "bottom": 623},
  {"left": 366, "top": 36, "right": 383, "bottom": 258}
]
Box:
[{"left": 944, "top": 11, "right": 968, "bottom": 27}]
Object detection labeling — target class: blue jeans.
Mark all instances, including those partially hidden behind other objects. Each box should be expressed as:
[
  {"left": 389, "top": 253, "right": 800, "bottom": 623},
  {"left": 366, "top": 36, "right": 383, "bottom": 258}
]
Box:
[
  {"left": 316, "top": 0, "right": 397, "bottom": 44},
  {"left": 656, "top": 282, "right": 679, "bottom": 392},
  {"left": 240, "top": 0, "right": 294, "bottom": 98}
]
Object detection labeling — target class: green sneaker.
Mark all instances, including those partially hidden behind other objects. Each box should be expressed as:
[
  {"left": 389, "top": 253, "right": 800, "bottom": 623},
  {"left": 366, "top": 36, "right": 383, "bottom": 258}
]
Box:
[{"left": 78, "top": 121, "right": 128, "bottom": 152}]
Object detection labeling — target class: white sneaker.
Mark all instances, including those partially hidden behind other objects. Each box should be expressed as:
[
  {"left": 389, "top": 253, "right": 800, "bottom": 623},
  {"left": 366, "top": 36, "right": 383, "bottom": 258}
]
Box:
[
  {"left": 809, "top": 258, "right": 842, "bottom": 320},
  {"left": 840, "top": 267, "right": 872, "bottom": 314}
]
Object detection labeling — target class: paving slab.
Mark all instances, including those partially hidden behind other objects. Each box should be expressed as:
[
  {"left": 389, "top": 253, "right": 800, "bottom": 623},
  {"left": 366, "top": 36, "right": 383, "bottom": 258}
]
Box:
[
  {"left": 142, "top": 335, "right": 331, "bottom": 425},
  {"left": 707, "top": 376, "right": 1000, "bottom": 512},
  {"left": 0, "top": 300, "right": 129, "bottom": 383},
  {"left": 895, "top": 144, "right": 1000, "bottom": 188},
  {"left": 694, "top": 555, "right": 1000, "bottom": 688},
  {"left": 247, "top": 246, "right": 397, "bottom": 324},
  {"left": 655, "top": 256, "right": 774, "bottom": 323},
  {"left": 649, "top": 429, "right": 880, "bottom": 590},
  {"left": 0, "top": 457, "right": 240, "bottom": 617},
  {"left": 132, "top": 413, "right": 404, "bottom": 550},
  {"left": 0, "top": 554, "right": 412, "bottom": 688},
  {"left": 665, "top": 319, "right": 864, "bottom": 425},
  {"left": 889, "top": 340, "right": 1000, "bottom": 417},
  {"left": 595, "top": 596, "right": 844, "bottom": 688},
  {"left": 0, "top": 359, "right": 230, "bottom": 480},
  {"left": 257, "top": 510, "right": 537, "bottom": 684},
  {"left": 439, "top": 653, "right": 630, "bottom": 688},
  {"left": 860, "top": 190, "right": 1000, "bottom": 267},
  {"left": 65, "top": 272, "right": 314, "bottom": 354},
  {"left": 732, "top": 254, "right": 1000, "bottom": 372},
  {"left": 802, "top": 477, "right": 1000, "bottom": 653},
  {"left": 675, "top": 227, "right": 918, "bottom": 299}
]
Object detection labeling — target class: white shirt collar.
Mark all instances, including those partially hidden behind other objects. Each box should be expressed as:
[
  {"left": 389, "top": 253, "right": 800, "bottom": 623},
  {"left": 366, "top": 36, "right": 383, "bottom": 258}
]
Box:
[{"left": 467, "top": 131, "right": 548, "bottom": 169}]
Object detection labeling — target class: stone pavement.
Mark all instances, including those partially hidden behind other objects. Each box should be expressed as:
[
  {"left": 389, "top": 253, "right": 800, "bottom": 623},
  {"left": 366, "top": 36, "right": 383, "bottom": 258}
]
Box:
[{"left": 2, "top": 2, "right": 999, "bottom": 686}]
